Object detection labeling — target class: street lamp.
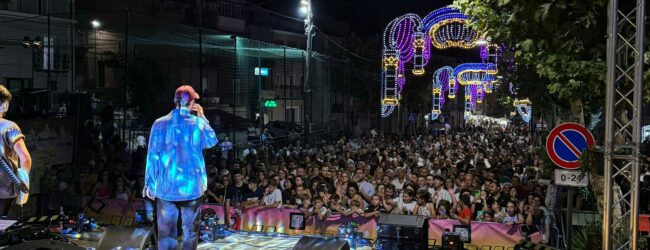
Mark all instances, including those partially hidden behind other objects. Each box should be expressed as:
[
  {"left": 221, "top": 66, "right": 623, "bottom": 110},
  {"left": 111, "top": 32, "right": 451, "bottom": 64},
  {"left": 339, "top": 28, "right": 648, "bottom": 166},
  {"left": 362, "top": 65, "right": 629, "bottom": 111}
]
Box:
[
  {"left": 91, "top": 19, "right": 101, "bottom": 29},
  {"left": 297, "top": 0, "right": 314, "bottom": 92},
  {"left": 91, "top": 20, "right": 100, "bottom": 88},
  {"left": 298, "top": 0, "right": 314, "bottom": 143},
  {"left": 22, "top": 36, "right": 43, "bottom": 88},
  {"left": 22, "top": 36, "right": 43, "bottom": 49}
]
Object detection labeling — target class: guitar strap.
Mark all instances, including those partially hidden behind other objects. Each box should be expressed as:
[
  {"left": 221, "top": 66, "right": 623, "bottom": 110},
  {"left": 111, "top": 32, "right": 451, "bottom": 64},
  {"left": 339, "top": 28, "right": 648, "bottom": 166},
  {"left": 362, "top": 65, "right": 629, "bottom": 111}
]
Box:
[{"left": 0, "top": 155, "right": 20, "bottom": 186}]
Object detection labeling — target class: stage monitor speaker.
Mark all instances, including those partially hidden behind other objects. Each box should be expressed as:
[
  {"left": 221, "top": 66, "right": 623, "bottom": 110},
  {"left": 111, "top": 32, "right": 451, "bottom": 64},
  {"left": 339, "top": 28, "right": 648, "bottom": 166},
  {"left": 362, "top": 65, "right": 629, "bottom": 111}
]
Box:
[
  {"left": 96, "top": 225, "right": 153, "bottom": 250},
  {"left": 377, "top": 214, "right": 429, "bottom": 250},
  {"left": 4, "top": 239, "right": 86, "bottom": 250},
  {"left": 292, "top": 236, "right": 350, "bottom": 250},
  {"left": 377, "top": 214, "right": 429, "bottom": 240},
  {"left": 442, "top": 231, "right": 462, "bottom": 250},
  {"left": 377, "top": 238, "right": 428, "bottom": 250}
]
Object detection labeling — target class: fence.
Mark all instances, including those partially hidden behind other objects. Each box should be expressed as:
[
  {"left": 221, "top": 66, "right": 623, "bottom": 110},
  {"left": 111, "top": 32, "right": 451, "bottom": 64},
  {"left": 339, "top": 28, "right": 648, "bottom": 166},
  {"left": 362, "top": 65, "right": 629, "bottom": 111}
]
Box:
[{"left": 80, "top": 197, "right": 545, "bottom": 248}]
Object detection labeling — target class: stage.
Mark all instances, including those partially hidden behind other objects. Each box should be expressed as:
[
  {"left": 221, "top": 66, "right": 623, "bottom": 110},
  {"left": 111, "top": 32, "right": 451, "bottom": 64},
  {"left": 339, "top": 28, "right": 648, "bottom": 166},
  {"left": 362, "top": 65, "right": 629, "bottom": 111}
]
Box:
[
  {"left": 198, "top": 231, "right": 302, "bottom": 250},
  {"left": 197, "top": 231, "right": 372, "bottom": 250}
]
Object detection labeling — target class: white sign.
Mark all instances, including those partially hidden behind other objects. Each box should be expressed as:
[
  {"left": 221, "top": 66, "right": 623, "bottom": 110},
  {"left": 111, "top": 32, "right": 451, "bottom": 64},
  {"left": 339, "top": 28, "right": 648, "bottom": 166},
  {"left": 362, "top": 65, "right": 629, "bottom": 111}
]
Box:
[{"left": 554, "top": 169, "right": 589, "bottom": 187}]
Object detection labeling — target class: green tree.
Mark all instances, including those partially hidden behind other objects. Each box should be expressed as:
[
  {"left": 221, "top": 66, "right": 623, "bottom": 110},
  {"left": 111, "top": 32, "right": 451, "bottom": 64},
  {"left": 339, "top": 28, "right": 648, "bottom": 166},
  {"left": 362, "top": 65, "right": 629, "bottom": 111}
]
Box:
[
  {"left": 454, "top": 0, "right": 609, "bottom": 123},
  {"left": 454, "top": 0, "right": 650, "bottom": 217},
  {"left": 457, "top": 1, "right": 650, "bottom": 119}
]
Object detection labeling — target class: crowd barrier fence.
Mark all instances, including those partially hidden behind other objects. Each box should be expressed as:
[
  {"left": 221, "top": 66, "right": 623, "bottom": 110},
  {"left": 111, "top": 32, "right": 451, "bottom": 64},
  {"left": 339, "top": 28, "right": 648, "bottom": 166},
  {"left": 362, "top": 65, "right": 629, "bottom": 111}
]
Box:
[{"left": 82, "top": 198, "right": 552, "bottom": 248}]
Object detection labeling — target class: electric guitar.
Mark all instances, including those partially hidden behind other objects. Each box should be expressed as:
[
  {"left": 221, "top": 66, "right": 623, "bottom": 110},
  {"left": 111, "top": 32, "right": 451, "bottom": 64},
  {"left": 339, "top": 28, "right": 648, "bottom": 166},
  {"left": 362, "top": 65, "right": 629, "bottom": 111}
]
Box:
[{"left": 0, "top": 157, "right": 29, "bottom": 206}]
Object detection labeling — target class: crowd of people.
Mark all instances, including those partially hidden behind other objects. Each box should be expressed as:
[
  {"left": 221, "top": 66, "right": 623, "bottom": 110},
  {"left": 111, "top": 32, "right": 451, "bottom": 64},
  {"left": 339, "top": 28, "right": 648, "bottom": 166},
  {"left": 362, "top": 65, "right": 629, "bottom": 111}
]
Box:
[
  {"left": 45, "top": 108, "right": 648, "bottom": 246},
  {"left": 38, "top": 111, "right": 149, "bottom": 215},
  {"left": 203, "top": 123, "right": 558, "bottom": 243}
]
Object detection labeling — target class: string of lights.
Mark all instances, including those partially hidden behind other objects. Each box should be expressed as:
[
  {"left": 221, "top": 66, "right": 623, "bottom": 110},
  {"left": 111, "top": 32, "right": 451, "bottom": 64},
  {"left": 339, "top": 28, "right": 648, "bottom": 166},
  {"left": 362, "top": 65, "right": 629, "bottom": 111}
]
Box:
[{"left": 380, "top": 5, "right": 505, "bottom": 120}]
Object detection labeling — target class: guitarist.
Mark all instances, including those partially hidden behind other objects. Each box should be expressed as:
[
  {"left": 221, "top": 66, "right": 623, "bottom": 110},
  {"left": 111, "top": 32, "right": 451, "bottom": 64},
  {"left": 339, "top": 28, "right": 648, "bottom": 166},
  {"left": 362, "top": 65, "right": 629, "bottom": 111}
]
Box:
[{"left": 0, "top": 85, "right": 31, "bottom": 217}]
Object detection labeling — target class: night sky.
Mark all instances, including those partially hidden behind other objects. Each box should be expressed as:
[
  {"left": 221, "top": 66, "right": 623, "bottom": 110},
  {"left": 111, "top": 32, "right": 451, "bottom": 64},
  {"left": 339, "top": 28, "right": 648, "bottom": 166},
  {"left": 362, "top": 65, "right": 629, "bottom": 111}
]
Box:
[{"left": 249, "top": 0, "right": 452, "bottom": 36}]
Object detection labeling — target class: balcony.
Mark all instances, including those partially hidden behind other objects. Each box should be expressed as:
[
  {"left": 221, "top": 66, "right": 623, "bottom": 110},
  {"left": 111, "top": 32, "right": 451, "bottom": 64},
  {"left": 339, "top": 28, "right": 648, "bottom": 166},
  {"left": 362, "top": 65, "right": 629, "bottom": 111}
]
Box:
[{"left": 0, "top": 0, "right": 73, "bottom": 19}]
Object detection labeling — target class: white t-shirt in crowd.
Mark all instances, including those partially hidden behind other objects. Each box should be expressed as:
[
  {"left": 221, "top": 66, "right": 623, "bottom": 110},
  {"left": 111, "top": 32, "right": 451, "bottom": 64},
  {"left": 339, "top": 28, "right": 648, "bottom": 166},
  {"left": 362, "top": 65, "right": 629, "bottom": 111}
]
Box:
[
  {"left": 392, "top": 198, "right": 416, "bottom": 214},
  {"left": 309, "top": 206, "right": 331, "bottom": 218},
  {"left": 263, "top": 188, "right": 283, "bottom": 208},
  {"left": 391, "top": 178, "right": 407, "bottom": 190},
  {"left": 428, "top": 187, "right": 453, "bottom": 207}
]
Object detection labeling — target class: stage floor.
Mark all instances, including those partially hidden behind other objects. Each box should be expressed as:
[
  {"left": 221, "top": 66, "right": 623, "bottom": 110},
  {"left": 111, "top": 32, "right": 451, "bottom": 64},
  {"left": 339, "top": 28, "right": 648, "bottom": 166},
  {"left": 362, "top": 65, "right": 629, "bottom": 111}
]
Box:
[
  {"left": 198, "top": 231, "right": 373, "bottom": 250},
  {"left": 198, "top": 231, "right": 302, "bottom": 250}
]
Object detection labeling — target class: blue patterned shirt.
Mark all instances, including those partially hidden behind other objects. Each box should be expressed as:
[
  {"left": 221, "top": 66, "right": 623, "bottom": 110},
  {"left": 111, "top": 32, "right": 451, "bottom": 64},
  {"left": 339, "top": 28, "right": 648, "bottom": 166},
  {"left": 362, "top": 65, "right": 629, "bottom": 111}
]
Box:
[{"left": 145, "top": 109, "right": 218, "bottom": 201}]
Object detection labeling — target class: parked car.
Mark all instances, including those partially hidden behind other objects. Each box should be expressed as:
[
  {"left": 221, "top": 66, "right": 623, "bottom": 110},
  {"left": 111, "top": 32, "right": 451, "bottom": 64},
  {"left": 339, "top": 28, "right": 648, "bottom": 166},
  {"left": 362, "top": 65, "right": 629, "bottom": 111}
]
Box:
[{"left": 265, "top": 121, "right": 302, "bottom": 139}]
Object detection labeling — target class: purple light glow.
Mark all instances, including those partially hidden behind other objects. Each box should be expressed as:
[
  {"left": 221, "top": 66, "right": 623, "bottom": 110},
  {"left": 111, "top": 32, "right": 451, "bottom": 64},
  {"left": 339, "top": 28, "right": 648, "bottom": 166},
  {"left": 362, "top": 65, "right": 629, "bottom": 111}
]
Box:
[
  {"left": 423, "top": 35, "right": 432, "bottom": 65},
  {"left": 394, "top": 19, "right": 415, "bottom": 63},
  {"left": 469, "top": 85, "right": 478, "bottom": 110},
  {"left": 480, "top": 45, "right": 488, "bottom": 61}
]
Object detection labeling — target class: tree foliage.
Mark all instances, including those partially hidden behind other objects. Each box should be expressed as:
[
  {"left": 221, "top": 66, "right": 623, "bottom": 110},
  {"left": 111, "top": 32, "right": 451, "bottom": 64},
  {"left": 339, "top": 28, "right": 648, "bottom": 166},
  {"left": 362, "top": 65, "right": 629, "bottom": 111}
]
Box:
[{"left": 454, "top": 0, "right": 609, "bottom": 114}]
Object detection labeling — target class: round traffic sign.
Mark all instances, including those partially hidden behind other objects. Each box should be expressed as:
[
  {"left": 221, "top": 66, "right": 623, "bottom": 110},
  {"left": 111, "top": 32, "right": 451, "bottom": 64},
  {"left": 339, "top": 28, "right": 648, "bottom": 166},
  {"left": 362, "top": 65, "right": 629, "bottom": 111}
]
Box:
[{"left": 546, "top": 122, "right": 595, "bottom": 169}]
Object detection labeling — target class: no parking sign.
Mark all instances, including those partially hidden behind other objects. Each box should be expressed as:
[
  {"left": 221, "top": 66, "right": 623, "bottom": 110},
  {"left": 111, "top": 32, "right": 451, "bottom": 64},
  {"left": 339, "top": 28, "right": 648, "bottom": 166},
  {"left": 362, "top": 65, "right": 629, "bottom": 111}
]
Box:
[{"left": 546, "top": 122, "right": 595, "bottom": 170}]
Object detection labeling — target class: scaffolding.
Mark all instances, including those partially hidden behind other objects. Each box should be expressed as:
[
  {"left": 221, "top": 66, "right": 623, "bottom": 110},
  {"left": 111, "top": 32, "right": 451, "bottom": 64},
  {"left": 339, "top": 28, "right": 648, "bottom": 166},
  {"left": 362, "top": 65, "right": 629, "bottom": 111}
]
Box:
[{"left": 603, "top": 0, "right": 645, "bottom": 249}]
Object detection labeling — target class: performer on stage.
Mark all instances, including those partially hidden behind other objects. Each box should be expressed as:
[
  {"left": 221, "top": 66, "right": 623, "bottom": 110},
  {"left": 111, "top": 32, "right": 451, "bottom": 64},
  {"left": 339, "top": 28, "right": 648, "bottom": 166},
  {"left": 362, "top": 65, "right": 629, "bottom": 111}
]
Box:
[
  {"left": 144, "top": 85, "right": 218, "bottom": 250},
  {"left": 0, "top": 85, "right": 31, "bottom": 217}
]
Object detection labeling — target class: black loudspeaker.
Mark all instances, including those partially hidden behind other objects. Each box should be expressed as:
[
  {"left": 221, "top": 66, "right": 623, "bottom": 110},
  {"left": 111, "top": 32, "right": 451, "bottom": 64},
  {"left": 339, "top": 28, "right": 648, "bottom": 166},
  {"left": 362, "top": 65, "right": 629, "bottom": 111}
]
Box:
[
  {"left": 96, "top": 225, "right": 154, "bottom": 250},
  {"left": 376, "top": 214, "right": 429, "bottom": 250},
  {"left": 4, "top": 240, "right": 86, "bottom": 250},
  {"left": 292, "top": 235, "right": 350, "bottom": 250},
  {"left": 377, "top": 237, "right": 429, "bottom": 250},
  {"left": 441, "top": 231, "right": 462, "bottom": 250}
]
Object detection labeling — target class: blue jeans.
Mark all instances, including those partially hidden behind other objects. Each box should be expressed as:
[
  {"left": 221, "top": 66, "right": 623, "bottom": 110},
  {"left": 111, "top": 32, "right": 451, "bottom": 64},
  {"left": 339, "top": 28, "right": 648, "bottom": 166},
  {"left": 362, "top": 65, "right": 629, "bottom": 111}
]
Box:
[{"left": 156, "top": 198, "right": 202, "bottom": 250}]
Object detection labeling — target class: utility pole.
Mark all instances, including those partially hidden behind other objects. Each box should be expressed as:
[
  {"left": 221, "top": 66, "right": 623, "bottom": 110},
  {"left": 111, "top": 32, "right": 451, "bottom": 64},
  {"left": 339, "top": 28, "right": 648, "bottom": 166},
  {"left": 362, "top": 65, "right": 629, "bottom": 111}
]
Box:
[
  {"left": 122, "top": 8, "right": 129, "bottom": 139},
  {"left": 300, "top": 0, "right": 314, "bottom": 144}
]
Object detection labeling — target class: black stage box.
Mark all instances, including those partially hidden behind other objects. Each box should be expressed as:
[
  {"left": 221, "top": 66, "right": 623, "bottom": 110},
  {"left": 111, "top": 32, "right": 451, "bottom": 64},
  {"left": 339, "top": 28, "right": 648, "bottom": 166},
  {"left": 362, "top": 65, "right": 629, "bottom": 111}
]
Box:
[
  {"left": 377, "top": 214, "right": 429, "bottom": 250},
  {"left": 293, "top": 236, "right": 350, "bottom": 250}
]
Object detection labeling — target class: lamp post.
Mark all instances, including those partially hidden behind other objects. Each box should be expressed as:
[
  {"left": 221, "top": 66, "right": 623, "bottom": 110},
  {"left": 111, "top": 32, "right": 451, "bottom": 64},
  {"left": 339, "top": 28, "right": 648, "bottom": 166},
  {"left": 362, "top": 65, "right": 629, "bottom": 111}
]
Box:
[
  {"left": 91, "top": 20, "right": 100, "bottom": 88},
  {"left": 299, "top": 0, "right": 314, "bottom": 144},
  {"left": 424, "top": 114, "right": 430, "bottom": 133},
  {"left": 22, "top": 36, "right": 43, "bottom": 90}
]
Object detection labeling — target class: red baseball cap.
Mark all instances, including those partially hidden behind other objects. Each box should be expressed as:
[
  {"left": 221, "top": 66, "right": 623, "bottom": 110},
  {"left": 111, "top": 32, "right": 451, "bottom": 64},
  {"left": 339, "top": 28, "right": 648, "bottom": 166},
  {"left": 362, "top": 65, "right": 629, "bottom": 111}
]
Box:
[{"left": 174, "top": 85, "right": 200, "bottom": 102}]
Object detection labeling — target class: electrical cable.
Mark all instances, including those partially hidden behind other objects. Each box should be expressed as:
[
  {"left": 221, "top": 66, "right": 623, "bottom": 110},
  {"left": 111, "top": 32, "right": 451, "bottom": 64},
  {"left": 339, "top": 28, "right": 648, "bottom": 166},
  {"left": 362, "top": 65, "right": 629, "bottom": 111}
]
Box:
[
  {"left": 313, "top": 26, "right": 374, "bottom": 63},
  {"left": 239, "top": 0, "right": 304, "bottom": 22}
]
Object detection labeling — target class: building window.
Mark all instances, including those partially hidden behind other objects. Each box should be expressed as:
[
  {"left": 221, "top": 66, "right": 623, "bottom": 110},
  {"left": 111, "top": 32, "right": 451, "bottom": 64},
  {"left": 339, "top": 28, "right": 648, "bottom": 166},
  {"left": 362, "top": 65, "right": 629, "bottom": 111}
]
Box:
[
  {"left": 285, "top": 107, "right": 297, "bottom": 123},
  {"left": 5, "top": 78, "right": 32, "bottom": 91}
]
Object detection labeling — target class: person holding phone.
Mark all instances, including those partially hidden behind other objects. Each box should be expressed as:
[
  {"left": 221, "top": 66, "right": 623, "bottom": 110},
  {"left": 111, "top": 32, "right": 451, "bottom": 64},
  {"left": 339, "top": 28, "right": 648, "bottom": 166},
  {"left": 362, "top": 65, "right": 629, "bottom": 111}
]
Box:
[{"left": 144, "top": 85, "right": 218, "bottom": 250}]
